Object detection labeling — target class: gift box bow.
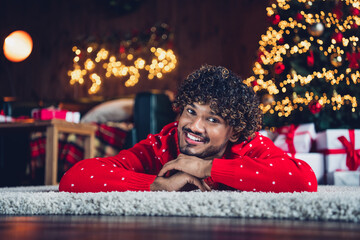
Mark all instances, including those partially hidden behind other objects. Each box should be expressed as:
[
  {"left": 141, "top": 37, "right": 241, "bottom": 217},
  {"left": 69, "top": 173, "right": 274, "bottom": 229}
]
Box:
[
  {"left": 277, "top": 124, "right": 314, "bottom": 156},
  {"left": 321, "top": 129, "right": 360, "bottom": 171}
]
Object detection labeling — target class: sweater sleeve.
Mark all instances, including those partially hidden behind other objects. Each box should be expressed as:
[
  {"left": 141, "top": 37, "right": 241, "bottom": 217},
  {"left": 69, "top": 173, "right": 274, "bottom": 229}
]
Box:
[
  {"left": 210, "top": 133, "right": 318, "bottom": 193},
  {"left": 59, "top": 136, "right": 162, "bottom": 193}
]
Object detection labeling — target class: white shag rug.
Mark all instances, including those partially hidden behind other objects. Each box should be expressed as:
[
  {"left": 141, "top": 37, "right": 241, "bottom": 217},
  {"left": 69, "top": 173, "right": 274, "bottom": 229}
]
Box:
[{"left": 0, "top": 185, "right": 359, "bottom": 222}]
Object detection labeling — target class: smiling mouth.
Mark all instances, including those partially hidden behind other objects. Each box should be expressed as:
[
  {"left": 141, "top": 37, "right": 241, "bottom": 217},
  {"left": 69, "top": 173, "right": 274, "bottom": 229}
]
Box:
[
  {"left": 184, "top": 131, "right": 208, "bottom": 145},
  {"left": 187, "top": 132, "right": 203, "bottom": 141}
]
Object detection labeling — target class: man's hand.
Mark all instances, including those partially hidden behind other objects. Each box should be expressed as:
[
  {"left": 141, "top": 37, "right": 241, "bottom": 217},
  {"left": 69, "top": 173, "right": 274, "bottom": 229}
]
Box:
[
  {"left": 157, "top": 154, "right": 213, "bottom": 179},
  {"left": 150, "top": 172, "right": 211, "bottom": 192}
]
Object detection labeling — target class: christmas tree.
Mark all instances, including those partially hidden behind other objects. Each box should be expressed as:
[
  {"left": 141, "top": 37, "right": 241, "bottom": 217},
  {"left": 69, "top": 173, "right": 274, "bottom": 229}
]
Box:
[{"left": 244, "top": 0, "right": 360, "bottom": 130}]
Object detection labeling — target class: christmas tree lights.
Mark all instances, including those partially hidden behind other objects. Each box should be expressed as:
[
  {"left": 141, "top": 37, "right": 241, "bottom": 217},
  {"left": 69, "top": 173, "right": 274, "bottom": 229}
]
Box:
[
  {"left": 68, "top": 23, "right": 177, "bottom": 94},
  {"left": 246, "top": 0, "right": 360, "bottom": 129}
]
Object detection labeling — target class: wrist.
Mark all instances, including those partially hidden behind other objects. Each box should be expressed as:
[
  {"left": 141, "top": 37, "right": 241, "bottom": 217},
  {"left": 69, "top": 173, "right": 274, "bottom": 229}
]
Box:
[
  {"left": 205, "top": 160, "right": 213, "bottom": 178},
  {"left": 150, "top": 176, "right": 165, "bottom": 191},
  {"left": 150, "top": 177, "right": 159, "bottom": 191}
]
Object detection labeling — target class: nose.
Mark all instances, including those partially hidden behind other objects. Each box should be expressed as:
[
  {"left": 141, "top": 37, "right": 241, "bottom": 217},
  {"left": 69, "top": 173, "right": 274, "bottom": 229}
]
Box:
[{"left": 188, "top": 117, "right": 205, "bottom": 134}]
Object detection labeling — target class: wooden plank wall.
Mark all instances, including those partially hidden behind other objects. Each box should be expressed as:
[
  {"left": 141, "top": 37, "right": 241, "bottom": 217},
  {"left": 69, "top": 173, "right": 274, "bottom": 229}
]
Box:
[{"left": 0, "top": 0, "right": 268, "bottom": 102}]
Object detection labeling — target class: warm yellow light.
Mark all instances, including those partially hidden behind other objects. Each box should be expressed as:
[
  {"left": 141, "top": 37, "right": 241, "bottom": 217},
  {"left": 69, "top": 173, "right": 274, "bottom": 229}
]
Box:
[
  {"left": 69, "top": 28, "right": 178, "bottom": 91},
  {"left": 3, "top": 30, "right": 33, "bottom": 62}
]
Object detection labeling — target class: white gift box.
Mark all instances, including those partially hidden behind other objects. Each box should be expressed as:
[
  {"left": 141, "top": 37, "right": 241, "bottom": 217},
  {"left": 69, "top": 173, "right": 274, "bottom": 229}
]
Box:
[
  {"left": 274, "top": 123, "right": 316, "bottom": 154},
  {"left": 258, "top": 129, "right": 278, "bottom": 141},
  {"left": 316, "top": 129, "right": 360, "bottom": 173},
  {"left": 0, "top": 115, "right": 13, "bottom": 122},
  {"left": 288, "top": 153, "right": 325, "bottom": 184},
  {"left": 327, "top": 171, "right": 360, "bottom": 186},
  {"left": 66, "top": 111, "right": 81, "bottom": 123}
]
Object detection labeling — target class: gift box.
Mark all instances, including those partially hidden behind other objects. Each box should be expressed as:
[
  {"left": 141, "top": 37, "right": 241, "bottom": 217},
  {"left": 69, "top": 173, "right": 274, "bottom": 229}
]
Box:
[
  {"left": 32, "top": 108, "right": 80, "bottom": 123},
  {"left": 0, "top": 114, "right": 13, "bottom": 122},
  {"left": 316, "top": 129, "right": 360, "bottom": 173},
  {"left": 327, "top": 171, "right": 360, "bottom": 186},
  {"left": 274, "top": 123, "right": 316, "bottom": 156},
  {"left": 258, "top": 129, "right": 278, "bottom": 141},
  {"left": 287, "top": 153, "right": 325, "bottom": 184},
  {"left": 32, "top": 108, "right": 67, "bottom": 121},
  {"left": 65, "top": 111, "right": 81, "bottom": 123}
]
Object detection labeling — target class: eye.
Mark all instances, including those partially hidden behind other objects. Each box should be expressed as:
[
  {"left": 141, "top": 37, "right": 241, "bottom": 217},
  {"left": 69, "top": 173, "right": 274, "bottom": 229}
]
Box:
[
  {"left": 186, "top": 108, "right": 196, "bottom": 115},
  {"left": 208, "top": 117, "right": 220, "bottom": 123}
]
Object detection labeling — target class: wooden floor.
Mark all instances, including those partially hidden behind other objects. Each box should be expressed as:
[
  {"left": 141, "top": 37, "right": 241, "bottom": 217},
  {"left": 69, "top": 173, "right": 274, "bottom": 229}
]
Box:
[{"left": 0, "top": 216, "right": 359, "bottom": 240}]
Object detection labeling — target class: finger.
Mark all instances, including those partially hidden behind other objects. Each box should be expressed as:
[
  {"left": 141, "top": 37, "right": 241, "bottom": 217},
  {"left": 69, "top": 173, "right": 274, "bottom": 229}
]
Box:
[
  {"left": 202, "top": 180, "right": 211, "bottom": 191},
  {"left": 158, "top": 163, "right": 176, "bottom": 177},
  {"left": 188, "top": 176, "right": 206, "bottom": 192}
]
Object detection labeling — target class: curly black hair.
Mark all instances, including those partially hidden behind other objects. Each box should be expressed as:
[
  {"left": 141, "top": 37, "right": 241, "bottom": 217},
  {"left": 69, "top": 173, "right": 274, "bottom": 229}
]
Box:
[{"left": 173, "top": 65, "right": 262, "bottom": 142}]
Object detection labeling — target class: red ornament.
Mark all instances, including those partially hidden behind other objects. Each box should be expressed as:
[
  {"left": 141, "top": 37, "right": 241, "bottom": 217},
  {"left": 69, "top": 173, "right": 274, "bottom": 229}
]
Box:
[
  {"left": 251, "top": 80, "right": 258, "bottom": 86},
  {"left": 333, "top": 2, "right": 343, "bottom": 19},
  {"left": 346, "top": 51, "right": 360, "bottom": 69},
  {"left": 351, "top": 7, "right": 360, "bottom": 16},
  {"left": 295, "top": 13, "right": 303, "bottom": 21},
  {"left": 257, "top": 51, "right": 265, "bottom": 64},
  {"left": 277, "top": 37, "right": 285, "bottom": 44},
  {"left": 333, "top": 9, "right": 343, "bottom": 19},
  {"left": 332, "top": 32, "right": 343, "bottom": 43},
  {"left": 309, "top": 100, "right": 322, "bottom": 114},
  {"left": 307, "top": 50, "right": 314, "bottom": 67},
  {"left": 351, "top": 23, "right": 358, "bottom": 29},
  {"left": 274, "top": 62, "right": 285, "bottom": 74},
  {"left": 270, "top": 14, "right": 281, "bottom": 25},
  {"left": 119, "top": 45, "right": 126, "bottom": 54}
]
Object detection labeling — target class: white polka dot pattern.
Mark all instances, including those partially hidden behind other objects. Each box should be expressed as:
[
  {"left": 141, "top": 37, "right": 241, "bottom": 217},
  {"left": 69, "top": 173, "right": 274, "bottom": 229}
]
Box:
[{"left": 58, "top": 122, "right": 317, "bottom": 194}]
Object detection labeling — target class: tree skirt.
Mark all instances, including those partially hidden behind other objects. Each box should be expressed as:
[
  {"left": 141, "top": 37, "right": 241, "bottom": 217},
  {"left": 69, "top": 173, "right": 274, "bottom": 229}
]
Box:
[{"left": 0, "top": 185, "right": 359, "bottom": 222}]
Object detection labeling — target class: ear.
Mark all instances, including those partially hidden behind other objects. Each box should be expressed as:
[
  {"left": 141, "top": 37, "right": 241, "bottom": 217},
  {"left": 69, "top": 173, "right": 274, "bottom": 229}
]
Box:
[{"left": 229, "top": 132, "right": 239, "bottom": 143}]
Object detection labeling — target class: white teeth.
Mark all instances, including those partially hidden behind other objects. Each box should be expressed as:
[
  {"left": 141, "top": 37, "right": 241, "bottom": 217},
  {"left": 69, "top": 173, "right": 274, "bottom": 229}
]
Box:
[{"left": 187, "top": 133, "right": 202, "bottom": 142}]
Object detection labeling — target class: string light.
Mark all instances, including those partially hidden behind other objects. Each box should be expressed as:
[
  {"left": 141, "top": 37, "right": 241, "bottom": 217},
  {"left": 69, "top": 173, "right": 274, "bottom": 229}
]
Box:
[
  {"left": 68, "top": 23, "right": 177, "bottom": 94},
  {"left": 247, "top": 0, "right": 360, "bottom": 119}
]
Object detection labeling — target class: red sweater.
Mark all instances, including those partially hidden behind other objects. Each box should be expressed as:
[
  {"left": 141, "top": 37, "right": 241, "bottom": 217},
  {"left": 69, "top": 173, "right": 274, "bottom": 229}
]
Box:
[{"left": 59, "top": 122, "right": 317, "bottom": 193}]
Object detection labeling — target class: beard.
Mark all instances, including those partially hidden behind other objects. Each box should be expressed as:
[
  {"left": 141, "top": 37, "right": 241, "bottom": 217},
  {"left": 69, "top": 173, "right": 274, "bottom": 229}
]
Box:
[
  {"left": 179, "top": 143, "right": 227, "bottom": 159},
  {"left": 179, "top": 127, "right": 228, "bottom": 159}
]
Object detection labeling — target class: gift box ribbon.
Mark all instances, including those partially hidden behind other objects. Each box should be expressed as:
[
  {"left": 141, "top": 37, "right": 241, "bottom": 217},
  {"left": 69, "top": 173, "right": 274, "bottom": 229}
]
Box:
[
  {"left": 284, "top": 124, "right": 297, "bottom": 156},
  {"left": 278, "top": 124, "right": 313, "bottom": 156},
  {"left": 321, "top": 129, "right": 360, "bottom": 171}
]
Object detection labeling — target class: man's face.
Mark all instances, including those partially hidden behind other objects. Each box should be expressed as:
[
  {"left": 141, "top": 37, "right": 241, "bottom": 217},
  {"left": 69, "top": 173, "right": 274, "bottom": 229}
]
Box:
[{"left": 177, "top": 102, "right": 237, "bottom": 159}]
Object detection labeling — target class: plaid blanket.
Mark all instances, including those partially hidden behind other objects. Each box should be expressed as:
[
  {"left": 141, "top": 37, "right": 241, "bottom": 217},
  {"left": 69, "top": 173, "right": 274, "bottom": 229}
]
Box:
[{"left": 30, "top": 122, "right": 132, "bottom": 181}]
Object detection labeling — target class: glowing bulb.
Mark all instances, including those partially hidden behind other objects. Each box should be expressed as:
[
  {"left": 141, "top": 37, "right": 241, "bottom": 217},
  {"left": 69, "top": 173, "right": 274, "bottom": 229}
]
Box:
[{"left": 3, "top": 30, "right": 33, "bottom": 62}]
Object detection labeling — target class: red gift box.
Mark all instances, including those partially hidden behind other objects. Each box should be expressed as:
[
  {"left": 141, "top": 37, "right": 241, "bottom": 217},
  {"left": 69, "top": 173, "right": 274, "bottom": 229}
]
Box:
[{"left": 32, "top": 108, "right": 67, "bottom": 121}]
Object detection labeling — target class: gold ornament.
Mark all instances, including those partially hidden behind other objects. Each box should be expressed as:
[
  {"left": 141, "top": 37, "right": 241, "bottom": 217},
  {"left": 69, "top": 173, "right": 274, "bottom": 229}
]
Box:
[
  {"left": 290, "top": 68, "right": 297, "bottom": 77},
  {"left": 330, "top": 53, "right": 343, "bottom": 67},
  {"left": 293, "top": 34, "right": 300, "bottom": 43},
  {"left": 261, "top": 94, "right": 275, "bottom": 106},
  {"left": 308, "top": 22, "right": 325, "bottom": 37},
  {"left": 305, "top": 1, "right": 313, "bottom": 9},
  {"left": 292, "top": 92, "right": 298, "bottom": 99}
]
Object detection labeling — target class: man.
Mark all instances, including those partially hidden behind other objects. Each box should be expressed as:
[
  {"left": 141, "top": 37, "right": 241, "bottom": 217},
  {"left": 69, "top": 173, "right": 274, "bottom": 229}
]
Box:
[{"left": 59, "top": 65, "right": 317, "bottom": 193}]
